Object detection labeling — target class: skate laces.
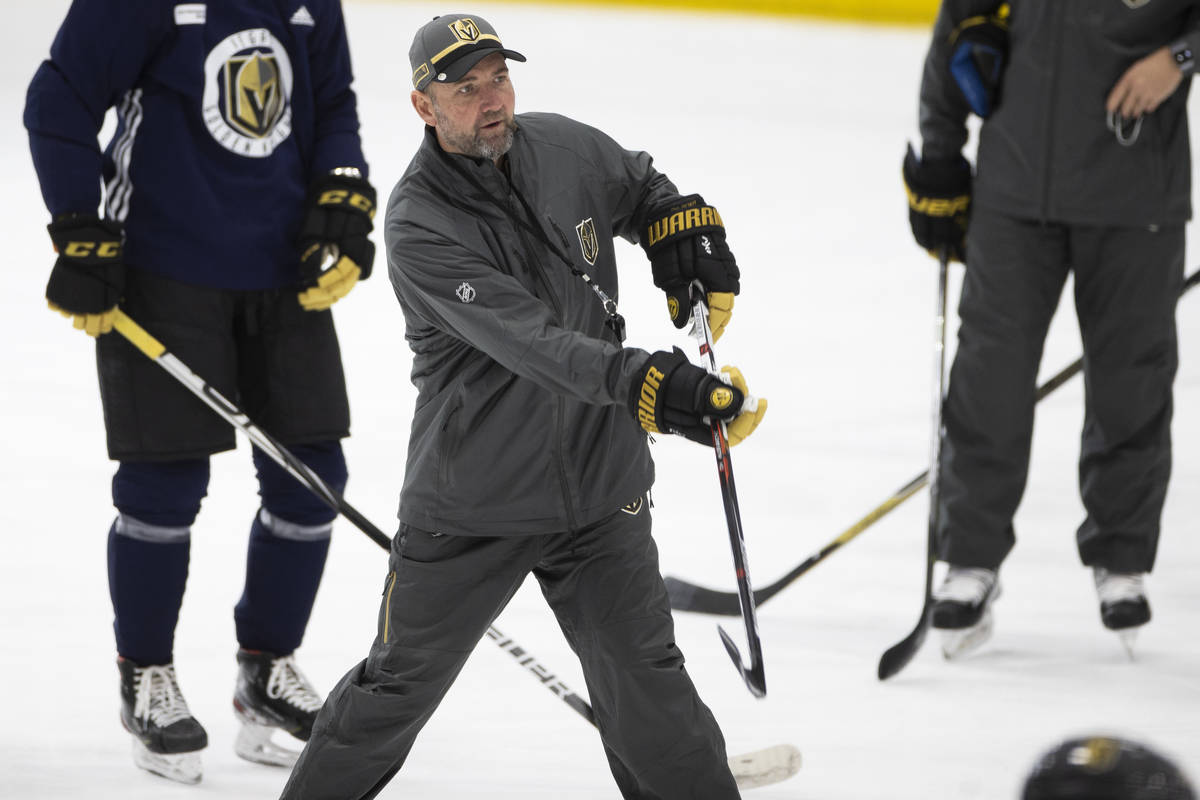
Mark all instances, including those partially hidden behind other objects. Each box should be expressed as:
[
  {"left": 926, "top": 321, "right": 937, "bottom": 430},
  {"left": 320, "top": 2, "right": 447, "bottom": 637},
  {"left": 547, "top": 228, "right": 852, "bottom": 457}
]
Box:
[
  {"left": 132, "top": 664, "right": 194, "bottom": 728},
  {"left": 1093, "top": 568, "right": 1146, "bottom": 605},
  {"left": 265, "top": 656, "right": 323, "bottom": 712},
  {"left": 934, "top": 567, "right": 997, "bottom": 604}
]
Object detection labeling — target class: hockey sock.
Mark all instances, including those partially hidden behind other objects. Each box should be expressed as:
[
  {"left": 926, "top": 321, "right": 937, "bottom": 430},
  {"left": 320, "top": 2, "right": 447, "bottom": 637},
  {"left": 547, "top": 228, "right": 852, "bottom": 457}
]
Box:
[
  {"left": 108, "top": 516, "right": 191, "bottom": 665},
  {"left": 234, "top": 510, "right": 332, "bottom": 654},
  {"left": 235, "top": 441, "right": 345, "bottom": 653},
  {"left": 109, "top": 459, "right": 208, "bottom": 665}
]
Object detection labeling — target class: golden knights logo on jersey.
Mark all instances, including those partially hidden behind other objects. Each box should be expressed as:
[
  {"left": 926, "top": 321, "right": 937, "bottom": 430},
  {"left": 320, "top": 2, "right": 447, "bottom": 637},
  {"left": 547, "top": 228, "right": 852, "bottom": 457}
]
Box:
[
  {"left": 203, "top": 29, "right": 294, "bottom": 157},
  {"left": 575, "top": 218, "right": 599, "bottom": 265},
  {"left": 224, "top": 51, "right": 284, "bottom": 138}
]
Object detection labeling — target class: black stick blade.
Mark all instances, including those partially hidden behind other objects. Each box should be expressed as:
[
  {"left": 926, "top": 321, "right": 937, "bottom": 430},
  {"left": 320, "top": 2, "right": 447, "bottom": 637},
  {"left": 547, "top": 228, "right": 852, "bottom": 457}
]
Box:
[
  {"left": 665, "top": 576, "right": 743, "bottom": 616},
  {"left": 718, "top": 625, "right": 767, "bottom": 697},
  {"left": 877, "top": 604, "right": 931, "bottom": 680}
]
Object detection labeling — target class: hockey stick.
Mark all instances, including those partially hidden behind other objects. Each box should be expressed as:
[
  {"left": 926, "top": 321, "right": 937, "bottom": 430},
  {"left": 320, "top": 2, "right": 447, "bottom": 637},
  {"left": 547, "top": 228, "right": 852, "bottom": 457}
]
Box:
[
  {"left": 876, "top": 248, "right": 950, "bottom": 680},
  {"left": 109, "top": 308, "right": 595, "bottom": 723},
  {"left": 666, "top": 266, "right": 1200, "bottom": 619},
  {"left": 110, "top": 308, "right": 799, "bottom": 788},
  {"left": 689, "top": 292, "right": 767, "bottom": 698}
]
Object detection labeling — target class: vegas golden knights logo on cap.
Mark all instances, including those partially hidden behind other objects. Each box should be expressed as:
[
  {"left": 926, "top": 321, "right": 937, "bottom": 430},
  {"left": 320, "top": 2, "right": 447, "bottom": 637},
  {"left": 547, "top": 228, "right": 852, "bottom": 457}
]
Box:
[
  {"left": 449, "top": 18, "right": 482, "bottom": 42},
  {"left": 576, "top": 218, "right": 599, "bottom": 265}
]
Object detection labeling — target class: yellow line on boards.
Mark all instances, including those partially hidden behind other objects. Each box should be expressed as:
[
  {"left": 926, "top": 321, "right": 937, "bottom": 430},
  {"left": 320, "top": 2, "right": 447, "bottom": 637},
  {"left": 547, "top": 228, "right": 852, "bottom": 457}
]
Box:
[{"left": 348, "top": 0, "right": 938, "bottom": 26}]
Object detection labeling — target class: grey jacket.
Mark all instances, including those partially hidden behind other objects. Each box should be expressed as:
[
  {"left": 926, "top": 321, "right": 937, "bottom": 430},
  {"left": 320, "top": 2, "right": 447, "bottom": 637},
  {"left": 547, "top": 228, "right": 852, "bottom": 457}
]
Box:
[
  {"left": 385, "top": 113, "right": 682, "bottom": 537},
  {"left": 920, "top": 0, "right": 1200, "bottom": 226}
]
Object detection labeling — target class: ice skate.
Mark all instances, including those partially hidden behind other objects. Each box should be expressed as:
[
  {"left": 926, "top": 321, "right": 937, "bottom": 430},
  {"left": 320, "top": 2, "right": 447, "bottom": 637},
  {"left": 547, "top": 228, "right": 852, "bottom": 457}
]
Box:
[
  {"left": 1093, "top": 568, "right": 1150, "bottom": 658},
  {"left": 118, "top": 658, "right": 208, "bottom": 784},
  {"left": 931, "top": 566, "right": 1001, "bottom": 660},
  {"left": 232, "top": 649, "right": 324, "bottom": 767}
]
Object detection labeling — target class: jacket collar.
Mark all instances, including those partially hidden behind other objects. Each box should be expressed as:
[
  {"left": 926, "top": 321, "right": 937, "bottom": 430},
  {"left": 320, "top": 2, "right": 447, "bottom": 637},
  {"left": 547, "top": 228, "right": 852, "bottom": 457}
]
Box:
[{"left": 417, "top": 123, "right": 522, "bottom": 198}]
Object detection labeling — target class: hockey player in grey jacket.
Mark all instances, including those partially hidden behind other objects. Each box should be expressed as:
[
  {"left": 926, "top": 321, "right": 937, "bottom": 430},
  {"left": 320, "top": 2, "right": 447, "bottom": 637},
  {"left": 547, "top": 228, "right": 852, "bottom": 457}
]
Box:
[
  {"left": 903, "top": 1, "right": 1196, "bottom": 657},
  {"left": 280, "top": 14, "right": 766, "bottom": 800}
]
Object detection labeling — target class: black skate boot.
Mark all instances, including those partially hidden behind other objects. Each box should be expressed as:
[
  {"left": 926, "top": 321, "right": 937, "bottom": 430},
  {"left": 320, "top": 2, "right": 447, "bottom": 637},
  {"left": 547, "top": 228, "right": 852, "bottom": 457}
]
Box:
[
  {"left": 232, "top": 649, "right": 324, "bottom": 767},
  {"left": 1094, "top": 567, "right": 1151, "bottom": 657},
  {"left": 931, "top": 566, "right": 1001, "bottom": 659},
  {"left": 118, "top": 657, "right": 208, "bottom": 784}
]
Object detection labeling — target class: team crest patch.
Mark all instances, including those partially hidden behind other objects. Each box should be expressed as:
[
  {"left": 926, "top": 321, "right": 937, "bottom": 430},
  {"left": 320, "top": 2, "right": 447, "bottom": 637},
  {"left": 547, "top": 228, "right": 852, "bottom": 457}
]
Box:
[
  {"left": 203, "top": 29, "right": 294, "bottom": 158},
  {"left": 456, "top": 282, "right": 476, "bottom": 303},
  {"left": 575, "top": 218, "right": 599, "bottom": 266},
  {"left": 449, "top": 18, "right": 482, "bottom": 42},
  {"left": 620, "top": 496, "right": 644, "bottom": 516}
]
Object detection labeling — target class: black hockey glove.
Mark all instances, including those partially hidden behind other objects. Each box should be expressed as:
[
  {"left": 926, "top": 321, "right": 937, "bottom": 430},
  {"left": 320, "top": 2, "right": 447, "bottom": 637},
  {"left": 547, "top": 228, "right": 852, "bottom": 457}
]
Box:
[
  {"left": 45, "top": 214, "right": 125, "bottom": 337},
  {"left": 640, "top": 194, "right": 740, "bottom": 342},
  {"left": 630, "top": 348, "right": 767, "bottom": 447},
  {"left": 297, "top": 170, "right": 377, "bottom": 311},
  {"left": 948, "top": 4, "right": 1010, "bottom": 118},
  {"left": 903, "top": 144, "right": 971, "bottom": 264}
]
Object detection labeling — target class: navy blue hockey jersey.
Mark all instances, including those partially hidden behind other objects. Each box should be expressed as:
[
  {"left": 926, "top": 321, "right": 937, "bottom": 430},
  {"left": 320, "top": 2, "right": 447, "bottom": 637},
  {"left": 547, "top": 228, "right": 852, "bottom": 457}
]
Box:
[{"left": 24, "top": 0, "right": 369, "bottom": 289}]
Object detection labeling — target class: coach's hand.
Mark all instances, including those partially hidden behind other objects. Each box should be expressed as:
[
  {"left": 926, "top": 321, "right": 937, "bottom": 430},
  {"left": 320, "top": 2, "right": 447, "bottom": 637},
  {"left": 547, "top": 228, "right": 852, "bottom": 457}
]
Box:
[
  {"left": 640, "top": 194, "right": 740, "bottom": 342},
  {"left": 630, "top": 348, "right": 766, "bottom": 446},
  {"left": 45, "top": 214, "right": 125, "bottom": 336},
  {"left": 297, "top": 170, "right": 376, "bottom": 311},
  {"left": 903, "top": 144, "right": 971, "bottom": 264}
]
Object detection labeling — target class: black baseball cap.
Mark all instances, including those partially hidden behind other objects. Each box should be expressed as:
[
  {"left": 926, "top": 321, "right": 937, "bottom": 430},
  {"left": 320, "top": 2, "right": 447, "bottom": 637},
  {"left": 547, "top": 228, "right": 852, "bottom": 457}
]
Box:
[{"left": 409, "top": 14, "right": 526, "bottom": 91}]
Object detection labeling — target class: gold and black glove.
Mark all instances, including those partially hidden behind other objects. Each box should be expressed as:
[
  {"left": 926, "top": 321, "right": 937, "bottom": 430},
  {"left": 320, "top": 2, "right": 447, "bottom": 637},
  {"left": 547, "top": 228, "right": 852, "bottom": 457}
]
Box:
[
  {"left": 903, "top": 144, "right": 971, "bottom": 264},
  {"left": 45, "top": 214, "right": 125, "bottom": 336},
  {"left": 640, "top": 194, "right": 739, "bottom": 342},
  {"left": 630, "top": 348, "right": 766, "bottom": 447},
  {"left": 297, "top": 169, "right": 376, "bottom": 311}
]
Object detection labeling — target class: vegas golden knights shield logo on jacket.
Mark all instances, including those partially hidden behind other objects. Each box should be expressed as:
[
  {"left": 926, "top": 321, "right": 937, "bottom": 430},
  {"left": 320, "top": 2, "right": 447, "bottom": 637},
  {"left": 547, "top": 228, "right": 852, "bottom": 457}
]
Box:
[{"left": 576, "top": 218, "right": 599, "bottom": 265}]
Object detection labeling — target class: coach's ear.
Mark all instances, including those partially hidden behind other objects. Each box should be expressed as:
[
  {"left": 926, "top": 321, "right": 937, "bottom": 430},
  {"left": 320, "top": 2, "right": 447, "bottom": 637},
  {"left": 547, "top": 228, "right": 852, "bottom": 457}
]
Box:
[{"left": 411, "top": 90, "right": 437, "bottom": 126}]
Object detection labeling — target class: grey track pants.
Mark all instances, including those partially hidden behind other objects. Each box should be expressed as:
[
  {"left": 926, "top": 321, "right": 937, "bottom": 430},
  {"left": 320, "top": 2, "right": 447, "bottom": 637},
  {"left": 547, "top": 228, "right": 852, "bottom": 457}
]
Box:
[
  {"left": 279, "top": 499, "right": 740, "bottom": 799},
  {"left": 937, "top": 208, "right": 1182, "bottom": 573}
]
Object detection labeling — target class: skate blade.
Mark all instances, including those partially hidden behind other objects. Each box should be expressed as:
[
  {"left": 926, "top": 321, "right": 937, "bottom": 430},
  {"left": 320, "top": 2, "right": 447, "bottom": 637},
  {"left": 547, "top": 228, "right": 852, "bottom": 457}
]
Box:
[
  {"left": 1118, "top": 628, "right": 1139, "bottom": 660},
  {"left": 940, "top": 609, "right": 994, "bottom": 660},
  {"left": 234, "top": 720, "right": 303, "bottom": 767},
  {"left": 729, "top": 743, "right": 802, "bottom": 790},
  {"left": 131, "top": 738, "right": 202, "bottom": 784}
]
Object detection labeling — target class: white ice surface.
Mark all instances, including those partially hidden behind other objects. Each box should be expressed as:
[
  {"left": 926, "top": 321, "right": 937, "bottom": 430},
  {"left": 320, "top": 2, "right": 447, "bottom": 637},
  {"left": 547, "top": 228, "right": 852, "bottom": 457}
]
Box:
[{"left": 1, "top": 2, "right": 1198, "bottom": 798}]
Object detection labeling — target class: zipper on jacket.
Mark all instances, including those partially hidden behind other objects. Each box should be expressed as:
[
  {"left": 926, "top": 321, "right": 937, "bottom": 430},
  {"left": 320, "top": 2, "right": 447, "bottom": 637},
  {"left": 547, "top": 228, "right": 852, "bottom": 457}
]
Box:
[
  {"left": 1040, "top": 3, "right": 1067, "bottom": 221},
  {"left": 508, "top": 194, "right": 579, "bottom": 529},
  {"left": 510, "top": 196, "right": 565, "bottom": 321},
  {"left": 553, "top": 396, "right": 579, "bottom": 531}
]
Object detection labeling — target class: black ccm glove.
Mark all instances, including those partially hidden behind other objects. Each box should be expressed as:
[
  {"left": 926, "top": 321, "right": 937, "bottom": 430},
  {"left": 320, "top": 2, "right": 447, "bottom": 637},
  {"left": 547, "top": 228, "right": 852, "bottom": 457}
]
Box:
[
  {"left": 903, "top": 144, "right": 971, "bottom": 264},
  {"left": 45, "top": 214, "right": 125, "bottom": 336},
  {"left": 640, "top": 194, "right": 740, "bottom": 342},
  {"left": 296, "top": 170, "right": 377, "bottom": 311},
  {"left": 629, "top": 348, "right": 766, "bottom": 447}
]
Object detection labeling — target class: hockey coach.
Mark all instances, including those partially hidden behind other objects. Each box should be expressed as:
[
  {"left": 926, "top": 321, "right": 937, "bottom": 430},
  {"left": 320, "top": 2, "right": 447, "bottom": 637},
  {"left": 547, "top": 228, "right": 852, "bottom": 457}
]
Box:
[{"left": 280, "top": 12, "right": 767, "bottom": 800}]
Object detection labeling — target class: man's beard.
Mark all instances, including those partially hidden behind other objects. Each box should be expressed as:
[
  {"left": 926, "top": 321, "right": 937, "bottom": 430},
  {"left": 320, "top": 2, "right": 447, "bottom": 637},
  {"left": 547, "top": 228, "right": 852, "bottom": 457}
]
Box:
[{"left": 435, "top": 107, "right": 516, "bottom": 161}]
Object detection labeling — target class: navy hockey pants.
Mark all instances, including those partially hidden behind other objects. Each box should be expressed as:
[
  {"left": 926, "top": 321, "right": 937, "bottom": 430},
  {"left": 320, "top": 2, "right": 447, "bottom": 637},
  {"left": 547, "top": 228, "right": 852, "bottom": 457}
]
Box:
[
  {"left": 280, "top": 499, "right": 740, "bottom": 800},
  {"left": 936, "top": 209, "right": 1182, "bottom": 573}
]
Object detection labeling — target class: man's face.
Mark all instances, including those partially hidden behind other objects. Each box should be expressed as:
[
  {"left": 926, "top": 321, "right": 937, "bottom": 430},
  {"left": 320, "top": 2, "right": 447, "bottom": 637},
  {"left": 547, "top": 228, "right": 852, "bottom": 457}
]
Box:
[{"left": 412, "top": 52, "right": 517, "bottom": 162}]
